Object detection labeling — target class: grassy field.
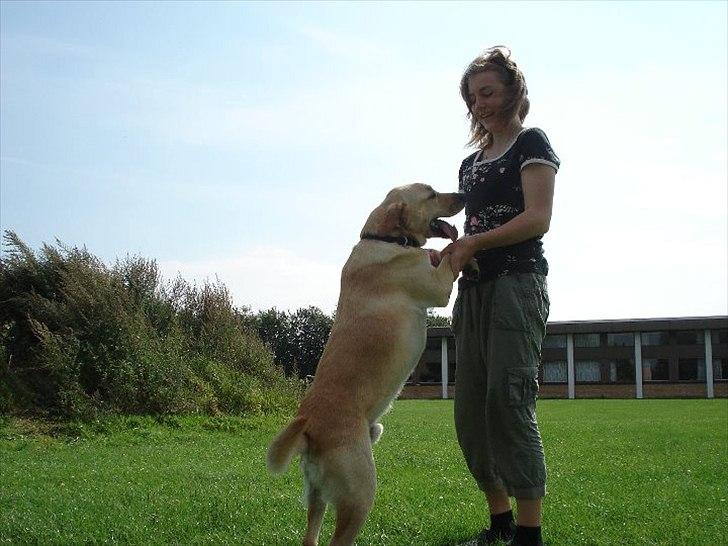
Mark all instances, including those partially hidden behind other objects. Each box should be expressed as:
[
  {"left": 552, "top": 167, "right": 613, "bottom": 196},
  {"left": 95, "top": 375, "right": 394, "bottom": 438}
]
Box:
[{"left": 1, "top": 399, "right": 726, "bottom": 545}]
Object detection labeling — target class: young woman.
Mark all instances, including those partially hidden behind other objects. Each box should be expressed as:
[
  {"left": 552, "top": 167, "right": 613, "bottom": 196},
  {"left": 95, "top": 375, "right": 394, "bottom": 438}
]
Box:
[{"left": 441, "top": 47, "right": 559, "bottom": 546}]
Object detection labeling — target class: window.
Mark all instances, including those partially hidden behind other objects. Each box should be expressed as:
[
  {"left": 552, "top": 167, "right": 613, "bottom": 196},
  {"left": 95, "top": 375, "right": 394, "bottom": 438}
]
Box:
[
  {"left": 574, "top": 334, "right": 600, "bottom": 348},
  {"left": 643, "top": 358, "right": 669, "bottom": 381},
  {"left": 641, "top": 331, "right": 669, "bottom": 346},
  {"left": 417, "top": 361, "right": 442, "bottom": 383},
  {"left": 575, "top": 360, "right": 600, "bottom": 382},
  {"left": 713, "top": 359, "right": 728, "bottom": 380},
  {"left": 609, "top": 359, "right": 635, "bottom": 382},
  {"left": 543, "top": 360, "right": 567, "bottom": 383},
  {"left": 607, "top": 333, "right": 634, "bottom": 347},
  {"left": 543, "top": 335, "right": 567, "bottom": 349},
  {"left": 675, "top": 330, "right": 704, "bottom": 345},
  {"left": 678, "top": 358, "right": 705, "bottom": 381},
  {"left": 712, "top": 329, "right": 728, "bottom": 345}
]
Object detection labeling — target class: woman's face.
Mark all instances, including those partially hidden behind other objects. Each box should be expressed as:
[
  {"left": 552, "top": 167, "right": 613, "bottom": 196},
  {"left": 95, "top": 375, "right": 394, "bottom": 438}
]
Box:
[{"left": 467, "top": 70, "right": 511, "bottom": 132}]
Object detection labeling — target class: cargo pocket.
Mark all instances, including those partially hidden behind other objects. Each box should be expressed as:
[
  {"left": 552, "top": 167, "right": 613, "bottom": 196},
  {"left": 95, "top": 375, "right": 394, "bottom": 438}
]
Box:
[{"left": 506, "top": 367, "right": 539, "bottom": 407}]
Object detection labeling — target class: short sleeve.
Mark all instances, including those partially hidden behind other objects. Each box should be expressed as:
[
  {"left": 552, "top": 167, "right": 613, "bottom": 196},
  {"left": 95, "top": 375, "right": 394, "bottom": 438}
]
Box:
[{"left": 517, "top": 128, "right": 560, "bottom": 172}]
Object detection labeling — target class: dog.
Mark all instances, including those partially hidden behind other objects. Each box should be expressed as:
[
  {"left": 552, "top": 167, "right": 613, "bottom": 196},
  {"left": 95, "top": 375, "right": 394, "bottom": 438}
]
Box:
[{"left": 267, "top": 183, "right": 465, "bottom": 545}]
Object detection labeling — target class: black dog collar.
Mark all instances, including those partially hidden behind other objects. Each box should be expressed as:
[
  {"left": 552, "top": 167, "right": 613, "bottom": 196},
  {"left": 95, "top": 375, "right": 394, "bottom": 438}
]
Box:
[{"left": 361, "top": 233, "right": 421, "bottom": 248}]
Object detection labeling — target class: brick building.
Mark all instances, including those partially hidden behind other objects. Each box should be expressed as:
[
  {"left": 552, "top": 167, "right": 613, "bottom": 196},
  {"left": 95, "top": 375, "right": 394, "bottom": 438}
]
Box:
[{"left": 402, "top": 315, "right": 728, "bottom": 399}]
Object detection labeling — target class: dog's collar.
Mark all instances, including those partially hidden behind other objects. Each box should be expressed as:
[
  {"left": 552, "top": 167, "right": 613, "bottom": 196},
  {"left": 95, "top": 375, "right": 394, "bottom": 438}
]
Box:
[{"left": 361, "top": 233, "right": 422, "bottom": 248}]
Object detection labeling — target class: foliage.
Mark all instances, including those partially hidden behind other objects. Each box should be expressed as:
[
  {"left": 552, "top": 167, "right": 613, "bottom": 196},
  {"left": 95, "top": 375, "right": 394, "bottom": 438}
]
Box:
[
  {"left": 0, "top": 231, "right": 301, "bottom": 418},
  {"left": 253, "top": 306, "right": 334, "bottom": 378},
  {"left": 427, "top": 308, "right": 452, "bottom": 328}
]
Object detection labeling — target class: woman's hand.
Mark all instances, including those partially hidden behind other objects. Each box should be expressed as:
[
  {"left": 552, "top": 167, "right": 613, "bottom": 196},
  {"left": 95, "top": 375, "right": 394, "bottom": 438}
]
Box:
[{"left": 441, "top": 236, "right": 478, "bottom": 277}]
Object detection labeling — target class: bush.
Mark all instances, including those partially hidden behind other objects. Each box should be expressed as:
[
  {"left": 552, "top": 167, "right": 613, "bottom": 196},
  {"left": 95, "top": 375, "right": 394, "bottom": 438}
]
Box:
[
  {"left": 0, "top": 231, "right": 301, "bottom": 418},
  {"left": 253, "top": 306, "right": 334, "bottom": 378}
]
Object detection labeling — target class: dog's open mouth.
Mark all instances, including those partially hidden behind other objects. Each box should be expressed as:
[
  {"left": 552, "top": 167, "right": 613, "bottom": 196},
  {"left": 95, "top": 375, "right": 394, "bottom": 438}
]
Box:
[{"left": 429, "top": 219, "right": 459, "bottom": 242}]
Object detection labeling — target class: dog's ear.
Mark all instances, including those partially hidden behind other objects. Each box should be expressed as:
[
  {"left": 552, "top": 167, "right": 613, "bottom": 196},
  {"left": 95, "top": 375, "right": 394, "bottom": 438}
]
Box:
[{"left": 381, "top": 202, "right": 407, "bottom": 233}]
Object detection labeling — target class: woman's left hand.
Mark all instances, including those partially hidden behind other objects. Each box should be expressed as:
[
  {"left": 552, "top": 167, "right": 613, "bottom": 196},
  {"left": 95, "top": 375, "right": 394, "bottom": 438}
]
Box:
[{"left": 441, "top": 237, "right": 478, "bottom": 277}]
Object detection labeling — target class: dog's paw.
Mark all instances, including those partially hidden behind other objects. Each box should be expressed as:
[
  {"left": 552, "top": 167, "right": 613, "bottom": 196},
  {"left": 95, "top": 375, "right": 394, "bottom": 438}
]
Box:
[{"left": 426, "top": 249, "right": 442, "bottom": 267}]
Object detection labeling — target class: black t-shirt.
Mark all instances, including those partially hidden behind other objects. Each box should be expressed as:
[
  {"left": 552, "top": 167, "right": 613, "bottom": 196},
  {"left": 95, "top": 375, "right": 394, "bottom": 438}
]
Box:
[{"left": 458, "top": 127, "right": 560, "bottom": 287}]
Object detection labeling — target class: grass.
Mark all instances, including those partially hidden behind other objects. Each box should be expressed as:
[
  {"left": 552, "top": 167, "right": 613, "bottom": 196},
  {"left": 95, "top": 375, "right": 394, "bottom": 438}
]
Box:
[{"left": 0, "top": 400, "right": 726, "bottom": 545}]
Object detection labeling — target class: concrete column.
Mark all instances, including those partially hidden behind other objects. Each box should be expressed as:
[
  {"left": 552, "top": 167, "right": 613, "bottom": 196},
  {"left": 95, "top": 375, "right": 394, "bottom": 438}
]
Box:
[
  {"left": 441, "top": 336, "right": 449, "bottom": 400},
  {"left": 567, "top": 333, "right": 575, "bottom": 399},
  {"left": 635, "top": 332, "right": 643, "bottom": 399},
  {"left": 705, "top": 329, "right": 714, "bottom": 399}
]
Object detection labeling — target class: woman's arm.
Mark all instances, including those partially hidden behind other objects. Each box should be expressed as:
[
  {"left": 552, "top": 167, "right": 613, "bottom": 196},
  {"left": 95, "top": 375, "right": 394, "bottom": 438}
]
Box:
[{"left": 442, "top": 163, "right": 556, "bottom": 275}]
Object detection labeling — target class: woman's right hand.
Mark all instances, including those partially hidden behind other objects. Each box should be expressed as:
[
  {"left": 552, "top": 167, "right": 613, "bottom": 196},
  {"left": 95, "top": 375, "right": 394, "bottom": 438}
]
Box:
[{"left": 441, "top": 236, "right": 478, "bottom": 277}]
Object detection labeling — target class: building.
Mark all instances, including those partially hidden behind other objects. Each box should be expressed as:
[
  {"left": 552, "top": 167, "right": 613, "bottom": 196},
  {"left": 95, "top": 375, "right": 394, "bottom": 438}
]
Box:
[{"left": 401, "top": 315, "right": 728, "bottom": 399}]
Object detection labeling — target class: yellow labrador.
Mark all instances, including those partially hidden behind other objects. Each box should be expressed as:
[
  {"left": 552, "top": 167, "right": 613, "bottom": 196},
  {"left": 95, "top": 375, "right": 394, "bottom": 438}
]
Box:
[{"left": 267, "top": 183, "right": 464, "bottom": 545}]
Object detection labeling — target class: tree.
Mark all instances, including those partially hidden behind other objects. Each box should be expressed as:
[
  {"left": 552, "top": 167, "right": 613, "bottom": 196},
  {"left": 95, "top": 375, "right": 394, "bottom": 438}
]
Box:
[{"left": 426, "top": 308, "right": 451, "bottom": 328}]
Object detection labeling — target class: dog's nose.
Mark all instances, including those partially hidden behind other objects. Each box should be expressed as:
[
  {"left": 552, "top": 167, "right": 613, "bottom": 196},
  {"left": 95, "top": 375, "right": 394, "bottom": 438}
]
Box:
[{"left": 457, "top": 192, "right": 467, "bottom": 204}]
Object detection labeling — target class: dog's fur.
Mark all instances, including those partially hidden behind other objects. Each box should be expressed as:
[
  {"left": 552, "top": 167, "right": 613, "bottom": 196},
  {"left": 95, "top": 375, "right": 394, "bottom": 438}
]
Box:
[{"left": 267, "top": 184, "right": 464, "bottom": 545}]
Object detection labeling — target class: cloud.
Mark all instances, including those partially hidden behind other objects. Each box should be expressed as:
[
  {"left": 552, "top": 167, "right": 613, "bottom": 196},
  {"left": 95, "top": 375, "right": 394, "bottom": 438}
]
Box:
[{"left": 158, "top": 245, "right": 342, "bottom": 313}]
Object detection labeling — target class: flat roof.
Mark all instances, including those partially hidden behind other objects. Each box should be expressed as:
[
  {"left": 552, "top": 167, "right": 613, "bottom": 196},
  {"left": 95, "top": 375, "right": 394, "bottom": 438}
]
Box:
[{"left": 428, "top": 315, "right": 728, "bottom": 337}]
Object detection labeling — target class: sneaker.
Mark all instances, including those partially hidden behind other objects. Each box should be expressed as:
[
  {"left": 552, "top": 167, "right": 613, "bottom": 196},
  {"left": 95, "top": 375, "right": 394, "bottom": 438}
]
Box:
[{"left": 476, "top": 522, "right": 516, "bottom": 545}]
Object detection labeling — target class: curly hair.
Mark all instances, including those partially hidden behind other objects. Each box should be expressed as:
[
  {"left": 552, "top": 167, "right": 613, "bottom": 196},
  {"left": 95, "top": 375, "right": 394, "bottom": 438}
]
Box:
[{"left": 460, "top": 46, "right": 530, "bottom": 149}]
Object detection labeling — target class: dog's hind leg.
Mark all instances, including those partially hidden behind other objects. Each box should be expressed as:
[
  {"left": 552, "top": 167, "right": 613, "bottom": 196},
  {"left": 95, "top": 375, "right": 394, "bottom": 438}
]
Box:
[
  {"left": 329, "top": 493, "right": 374, "bottom": 546},
  {"left": 303, "top": 489, "right": 326, "bottom": 546},
  {"left": 328, "top": 446, "right": 376, "bottom": 545}
]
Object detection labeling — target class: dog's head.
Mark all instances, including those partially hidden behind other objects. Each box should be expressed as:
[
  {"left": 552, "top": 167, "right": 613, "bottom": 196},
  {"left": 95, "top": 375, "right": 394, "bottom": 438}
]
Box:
[{"left": 361, "top": 183, "right": 465, "bottom": 247}]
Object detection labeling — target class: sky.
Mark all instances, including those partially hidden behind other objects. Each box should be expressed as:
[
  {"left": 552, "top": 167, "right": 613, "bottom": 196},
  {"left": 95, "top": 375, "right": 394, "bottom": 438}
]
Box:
[{"left": 1, "top": 1, "right": 726, "bottom": 321}]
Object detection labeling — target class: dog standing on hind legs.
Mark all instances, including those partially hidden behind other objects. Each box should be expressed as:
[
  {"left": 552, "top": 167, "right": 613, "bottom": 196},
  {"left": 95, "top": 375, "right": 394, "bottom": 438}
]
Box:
[{"left": 267, "top": 183, "right": 466, "bottom": 545}]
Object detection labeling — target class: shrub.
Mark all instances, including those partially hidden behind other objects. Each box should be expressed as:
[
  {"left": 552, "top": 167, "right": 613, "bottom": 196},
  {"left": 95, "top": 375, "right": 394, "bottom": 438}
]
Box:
[
  {"left": 253, "top": 306, "right": 334, "bottom": 378},
  {"left": 0, "top": 231, "right": 301, "bottom": 418}
]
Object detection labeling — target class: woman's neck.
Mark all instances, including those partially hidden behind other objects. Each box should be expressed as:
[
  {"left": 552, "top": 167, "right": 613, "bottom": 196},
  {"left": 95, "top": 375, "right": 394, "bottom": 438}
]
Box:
[{"left": 487, "top": 119, "right": 523, "bottom": 151}]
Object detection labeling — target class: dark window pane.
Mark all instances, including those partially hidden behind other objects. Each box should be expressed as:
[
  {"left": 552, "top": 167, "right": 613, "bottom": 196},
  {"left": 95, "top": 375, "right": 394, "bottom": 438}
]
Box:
[
  {"left": 675, "top": 330, "right": 704, "bottom": 345},
  {"left": 641, "top": 331, "right": 670, "bottom": 346},
  {"left": 643, "top": 358, "right": 669, "bottom": 381},
  {"left": 543, "top": 360, "right": 567, "bottom": 383},
  {"left": 543, "top": 335, "right": 567, "bottom": 349},
  {"left": 678, "top": 358, "right": 705, "bottom": 381},
  {"left": 609, "top": 359, "right": 635, "bottom": 382},
  {"left": 574, "top": 334, "right": 600, "bottom": 348},
  {"left": 575, "top": 360, "right": 600, "bottom": 382},
  {"left": 713, "top": 359, "right": 728, "bottom": 380},
  {"left": 607, "top": 333, "right": 634, "bottom": 347},
  {"left": 712, "top": 329, "right": 728, "bottom": 345}
]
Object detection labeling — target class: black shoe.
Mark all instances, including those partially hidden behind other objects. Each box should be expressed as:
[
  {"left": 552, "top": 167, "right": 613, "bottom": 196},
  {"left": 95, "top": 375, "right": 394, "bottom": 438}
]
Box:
[
  {"left": 506, "top": 531, "right": 543, "bottom": 546},
  {"left": 476, "top": 522, "right": 516, "bottom": 545}
]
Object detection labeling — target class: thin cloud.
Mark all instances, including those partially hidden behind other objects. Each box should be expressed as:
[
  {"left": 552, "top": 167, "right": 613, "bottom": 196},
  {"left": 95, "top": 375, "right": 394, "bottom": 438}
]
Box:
[{"left": 158, "top": 245, "right": 342, "bottom": 314}]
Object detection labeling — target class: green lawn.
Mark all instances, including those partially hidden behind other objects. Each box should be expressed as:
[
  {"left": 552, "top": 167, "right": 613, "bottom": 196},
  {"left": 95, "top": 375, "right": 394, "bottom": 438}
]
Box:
[{"left": 1, "top": 400, "right": 726, "bottom": 545}]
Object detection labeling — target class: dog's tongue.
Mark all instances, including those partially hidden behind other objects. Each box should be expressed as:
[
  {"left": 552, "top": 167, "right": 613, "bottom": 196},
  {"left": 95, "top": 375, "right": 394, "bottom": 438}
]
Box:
[{"left": 433, "top": 219, "right": 459, "bottom": 241}]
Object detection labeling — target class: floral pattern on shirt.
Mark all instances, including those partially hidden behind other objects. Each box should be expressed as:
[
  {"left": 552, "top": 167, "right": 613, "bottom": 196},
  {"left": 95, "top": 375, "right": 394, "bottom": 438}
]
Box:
[{"left": 457, "top": 127, "right": 560, "bottom": 283}]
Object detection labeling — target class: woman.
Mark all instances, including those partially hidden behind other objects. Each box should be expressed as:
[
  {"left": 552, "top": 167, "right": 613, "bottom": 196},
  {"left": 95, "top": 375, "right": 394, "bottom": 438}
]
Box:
[{"left": 442, "top": 47, "right": 559, "bottom": 546}]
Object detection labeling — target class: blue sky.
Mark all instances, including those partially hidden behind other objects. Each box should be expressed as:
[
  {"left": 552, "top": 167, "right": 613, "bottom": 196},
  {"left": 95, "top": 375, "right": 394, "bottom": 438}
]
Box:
[{"left": 1, "top": 1, "right": 726, "bottom": 320}]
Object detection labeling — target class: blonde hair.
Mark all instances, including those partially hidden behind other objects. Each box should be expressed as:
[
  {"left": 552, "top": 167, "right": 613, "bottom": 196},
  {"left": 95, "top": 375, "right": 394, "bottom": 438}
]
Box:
[{"left": 460, "top": 46, "right": 530, "bottom": 149}]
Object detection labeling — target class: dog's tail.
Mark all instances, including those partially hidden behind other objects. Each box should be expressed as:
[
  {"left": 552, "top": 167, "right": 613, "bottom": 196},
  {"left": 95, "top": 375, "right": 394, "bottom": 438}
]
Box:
[{"left": 266, "top": 416, "right": 308, "bottom": 474}]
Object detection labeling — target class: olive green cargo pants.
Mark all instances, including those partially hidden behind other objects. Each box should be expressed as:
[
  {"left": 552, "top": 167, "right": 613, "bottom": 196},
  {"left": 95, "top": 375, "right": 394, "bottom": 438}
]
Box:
[{"left": 452, "top": 273, "right": 549, "bottom": 499}]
